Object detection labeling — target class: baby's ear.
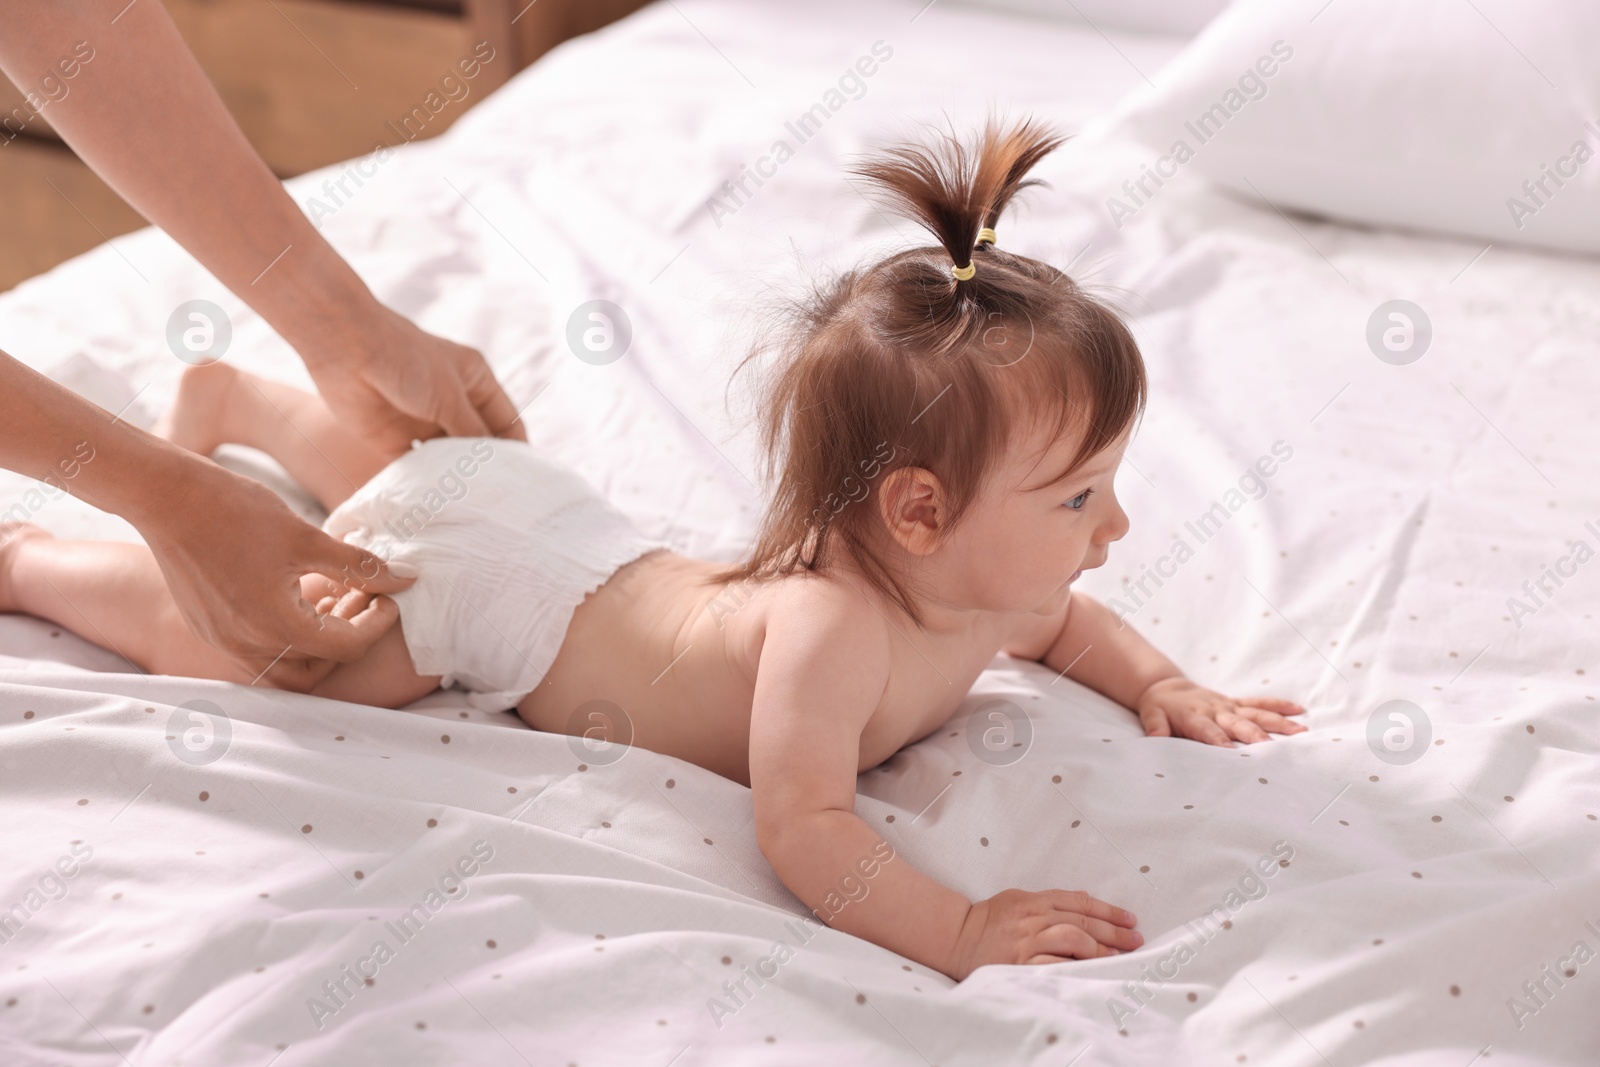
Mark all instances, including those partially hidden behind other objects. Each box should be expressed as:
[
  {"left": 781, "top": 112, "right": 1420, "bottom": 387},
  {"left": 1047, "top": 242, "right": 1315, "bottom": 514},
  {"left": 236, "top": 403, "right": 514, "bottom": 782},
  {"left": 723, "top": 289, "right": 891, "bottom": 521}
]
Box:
[{"left": 875, "top": 467, "right": 946, "bottom": 556}]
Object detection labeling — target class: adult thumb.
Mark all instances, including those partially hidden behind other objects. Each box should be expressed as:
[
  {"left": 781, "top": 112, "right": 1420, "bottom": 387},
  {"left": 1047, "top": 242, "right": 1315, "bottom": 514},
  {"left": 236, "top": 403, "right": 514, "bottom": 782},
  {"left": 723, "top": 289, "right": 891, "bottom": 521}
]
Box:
[{"left": 299, "top": 527, "right": 418, "bottom": 595}]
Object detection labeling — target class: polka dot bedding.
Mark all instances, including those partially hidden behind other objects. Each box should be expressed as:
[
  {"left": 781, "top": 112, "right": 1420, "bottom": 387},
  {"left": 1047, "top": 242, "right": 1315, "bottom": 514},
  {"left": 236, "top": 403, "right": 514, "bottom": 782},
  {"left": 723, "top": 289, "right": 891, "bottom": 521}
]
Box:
[{"left": 1, "top": 0, "right": 1597, "bottom": 1063}]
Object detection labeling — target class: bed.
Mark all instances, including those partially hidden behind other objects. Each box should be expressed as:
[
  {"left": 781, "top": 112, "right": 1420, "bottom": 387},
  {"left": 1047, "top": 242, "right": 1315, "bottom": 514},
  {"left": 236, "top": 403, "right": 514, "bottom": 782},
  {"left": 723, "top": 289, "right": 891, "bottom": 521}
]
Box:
[{"left": 2, "top": 0, "right": 1598, "bottom": 1063}]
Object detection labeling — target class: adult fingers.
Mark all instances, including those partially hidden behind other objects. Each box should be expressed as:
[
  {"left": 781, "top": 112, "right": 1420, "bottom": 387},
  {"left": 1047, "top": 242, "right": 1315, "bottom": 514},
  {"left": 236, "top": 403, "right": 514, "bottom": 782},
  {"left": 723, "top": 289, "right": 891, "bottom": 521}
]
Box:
[
  {"left": 460, "top": 350, "right": 527, "bottom": 441},
  {"left": 299, "top": 528, "right": 417, "bottom": 596},
  {"left": 432, "top": 370, "right": 493, "bottom": 439},
  {"left": 329, "top": 587, "right": 372, "bottom": 619},
  {"left": 284, "top": 592, "right": 401, "bottom": 663}
]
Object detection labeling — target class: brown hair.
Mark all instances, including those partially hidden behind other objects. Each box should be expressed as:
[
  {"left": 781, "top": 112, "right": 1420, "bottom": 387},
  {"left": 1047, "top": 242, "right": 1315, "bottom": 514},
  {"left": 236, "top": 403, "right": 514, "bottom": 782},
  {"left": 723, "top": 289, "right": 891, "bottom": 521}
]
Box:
[{"left": 715, "top": 117, "right": 1147, "bottom": 625}]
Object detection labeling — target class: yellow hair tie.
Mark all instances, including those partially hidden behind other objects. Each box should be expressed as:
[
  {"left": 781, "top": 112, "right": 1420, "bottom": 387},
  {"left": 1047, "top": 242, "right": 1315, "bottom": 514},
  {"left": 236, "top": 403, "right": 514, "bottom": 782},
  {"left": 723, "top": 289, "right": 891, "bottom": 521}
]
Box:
[
  {"left": 975, "top": 227, "right": 998, "bottom": 246},
  {"left": 951, "top": 261, "right": 976, "bottom": 281}
]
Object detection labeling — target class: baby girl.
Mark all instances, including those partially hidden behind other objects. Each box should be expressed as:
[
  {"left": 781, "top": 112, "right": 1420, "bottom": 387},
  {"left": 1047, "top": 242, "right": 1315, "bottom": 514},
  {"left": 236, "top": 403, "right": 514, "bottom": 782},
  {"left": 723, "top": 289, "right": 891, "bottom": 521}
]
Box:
[{"left": 0, "top": 119, "right": 1305, "bottom": 981}]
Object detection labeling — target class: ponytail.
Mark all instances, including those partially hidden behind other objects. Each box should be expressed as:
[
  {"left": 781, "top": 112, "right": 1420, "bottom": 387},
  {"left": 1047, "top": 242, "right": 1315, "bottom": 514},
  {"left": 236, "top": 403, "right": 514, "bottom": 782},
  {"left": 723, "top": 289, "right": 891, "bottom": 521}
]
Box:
[{"left": 852, "top": 118, "right": 1066, "bottom": 283}]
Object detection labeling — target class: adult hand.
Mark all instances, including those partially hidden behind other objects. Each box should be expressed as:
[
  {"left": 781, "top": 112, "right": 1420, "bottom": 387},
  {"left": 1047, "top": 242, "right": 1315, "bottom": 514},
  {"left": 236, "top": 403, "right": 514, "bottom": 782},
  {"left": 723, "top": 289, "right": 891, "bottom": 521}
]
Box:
[
  {"left": 301, "top": 303, "right": 527, "bottom": 453},
  {"left": 139, "top": 457, "right": 415, "bottom": 691},
  {"left": 0, "top": 1, "right": 528, "bottom": 455}
]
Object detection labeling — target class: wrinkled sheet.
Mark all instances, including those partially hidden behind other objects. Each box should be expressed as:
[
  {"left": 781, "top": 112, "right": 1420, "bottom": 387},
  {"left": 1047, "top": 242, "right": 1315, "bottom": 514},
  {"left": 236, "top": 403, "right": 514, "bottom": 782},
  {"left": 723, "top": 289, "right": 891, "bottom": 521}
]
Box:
[{"left": 2, "top": 0, "right": 1598, "bottom": 1064}]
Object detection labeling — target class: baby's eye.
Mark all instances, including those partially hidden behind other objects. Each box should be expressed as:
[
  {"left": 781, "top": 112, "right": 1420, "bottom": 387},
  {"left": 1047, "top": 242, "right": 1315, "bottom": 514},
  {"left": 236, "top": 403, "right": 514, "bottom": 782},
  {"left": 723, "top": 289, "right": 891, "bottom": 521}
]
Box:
[{"left": 1063, "top": 489, "right": 1094, "bottom": 511}]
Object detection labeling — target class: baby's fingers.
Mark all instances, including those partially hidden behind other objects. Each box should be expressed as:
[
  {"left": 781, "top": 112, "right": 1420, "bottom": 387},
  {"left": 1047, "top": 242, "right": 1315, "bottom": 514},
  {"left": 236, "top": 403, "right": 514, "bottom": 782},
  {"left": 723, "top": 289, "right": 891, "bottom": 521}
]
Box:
[
  {"left": 1138, "top": 702, "right": 1172, "bottom": 738},
  {"left": 1044, "top": 890, "right": 1139, "bottom": 930},
  {"left": 1184, "top": 712, "right": 1235, "bottom": 747},
  {"left": 1066, "top": 913, "right": 1146, "bottom": 952},
  {"left": 1221, "top": 711, "right": 1272, "bottom": 744},
  {"left": 1236, "top": 703, "right": 1309, "bottom": 735},
  {"left": 1033, "top": 923, "right": 1125, "bottom": 961},
  {"left": 1239, "top": 697, "right": 1306, "bottom": 716}
]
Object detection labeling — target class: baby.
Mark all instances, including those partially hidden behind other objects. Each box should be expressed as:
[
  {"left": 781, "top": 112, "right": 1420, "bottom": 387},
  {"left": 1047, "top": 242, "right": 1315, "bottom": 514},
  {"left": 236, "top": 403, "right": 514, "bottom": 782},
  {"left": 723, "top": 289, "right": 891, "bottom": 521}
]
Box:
[{"left": 0, "top": 119, "right": 1305, "bottom": 981}]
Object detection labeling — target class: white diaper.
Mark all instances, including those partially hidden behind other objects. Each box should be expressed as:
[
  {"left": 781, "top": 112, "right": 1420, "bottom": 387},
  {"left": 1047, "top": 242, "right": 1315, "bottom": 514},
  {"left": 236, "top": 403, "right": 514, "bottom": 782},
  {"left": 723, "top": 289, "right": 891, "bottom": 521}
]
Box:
[{"left": 323, "top": 438, "right": 669, "bottom": 711}]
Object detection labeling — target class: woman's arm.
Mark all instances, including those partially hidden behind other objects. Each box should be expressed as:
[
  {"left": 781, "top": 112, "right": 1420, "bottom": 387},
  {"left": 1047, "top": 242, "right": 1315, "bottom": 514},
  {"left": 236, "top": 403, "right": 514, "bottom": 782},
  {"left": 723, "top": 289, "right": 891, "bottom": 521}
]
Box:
[
  {"left": 750, "top": 582, "right": 1140, "bottom": 979},
  {"left": 0, "top": 352, "right": 411, "bottom": 689},
  {"left": 0, "top": 0, "right": 523, "bottom": 449}
]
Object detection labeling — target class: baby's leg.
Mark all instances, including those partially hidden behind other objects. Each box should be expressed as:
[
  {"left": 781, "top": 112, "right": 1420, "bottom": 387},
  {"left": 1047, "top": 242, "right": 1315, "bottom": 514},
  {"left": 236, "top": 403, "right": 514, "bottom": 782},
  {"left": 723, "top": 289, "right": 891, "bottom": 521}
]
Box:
[
  {"left": 157, "top": 363, "right": 399, "bottom": 511},
  {"left": 0, "top": 524, "right": 440, "bottom": 707}
]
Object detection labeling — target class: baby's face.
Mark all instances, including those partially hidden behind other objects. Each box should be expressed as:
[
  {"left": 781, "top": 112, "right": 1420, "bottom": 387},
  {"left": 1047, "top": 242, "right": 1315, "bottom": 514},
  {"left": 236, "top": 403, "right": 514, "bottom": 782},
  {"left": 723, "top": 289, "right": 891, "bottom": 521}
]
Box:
[{"left": 944, "top": 417, "right": 1131, "bottom": 616}]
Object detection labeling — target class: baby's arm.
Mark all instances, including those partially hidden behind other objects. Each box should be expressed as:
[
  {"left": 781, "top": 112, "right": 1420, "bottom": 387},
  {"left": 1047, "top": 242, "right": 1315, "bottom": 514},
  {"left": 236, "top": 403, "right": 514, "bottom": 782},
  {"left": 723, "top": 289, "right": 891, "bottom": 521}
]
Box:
[
  {"left": 1018, "top": 592, "right": 1306, "bottom": 745},
  {"left": 750, "top": 583, "right": 1142, "bottom": 980}
]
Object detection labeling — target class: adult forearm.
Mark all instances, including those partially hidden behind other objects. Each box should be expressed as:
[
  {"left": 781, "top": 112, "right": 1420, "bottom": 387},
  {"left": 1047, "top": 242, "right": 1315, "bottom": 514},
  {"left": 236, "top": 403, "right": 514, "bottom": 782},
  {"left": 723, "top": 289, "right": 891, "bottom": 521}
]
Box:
[
  {"left": 0, "top": 0, "right": 377, "bottom": 363},
  {"left": 1051, "top": 591, "right": 1183, "bottom": 709},
  {"left": 0, "top": 353, "right": 201, "bottom": 529},
  {"left": 761, "top": 810, "right": 969, "bottom": 976}
]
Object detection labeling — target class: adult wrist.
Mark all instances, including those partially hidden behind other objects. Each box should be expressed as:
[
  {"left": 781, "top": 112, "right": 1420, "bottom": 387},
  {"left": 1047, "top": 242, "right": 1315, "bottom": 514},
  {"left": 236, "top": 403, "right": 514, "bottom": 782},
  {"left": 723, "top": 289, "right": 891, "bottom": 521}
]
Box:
[
  {"left": 100, "top": 431, "right": 226, "bottom": 535},
  {"left": 257, "top": 256, "right": 385, "bottom": 373}
]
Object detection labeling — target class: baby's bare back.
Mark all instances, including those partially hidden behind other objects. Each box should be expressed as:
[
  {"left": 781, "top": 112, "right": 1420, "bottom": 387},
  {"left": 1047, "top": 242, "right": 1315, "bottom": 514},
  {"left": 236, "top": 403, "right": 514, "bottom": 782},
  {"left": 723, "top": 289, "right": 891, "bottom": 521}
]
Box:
[{"left": 515, "top": 550, "right": 1012, "bottom": 785}]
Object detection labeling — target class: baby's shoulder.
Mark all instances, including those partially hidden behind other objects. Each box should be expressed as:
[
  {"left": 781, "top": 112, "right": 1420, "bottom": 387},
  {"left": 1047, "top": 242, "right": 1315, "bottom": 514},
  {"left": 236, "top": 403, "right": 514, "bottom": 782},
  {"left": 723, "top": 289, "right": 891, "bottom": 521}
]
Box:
[{"left": 757, "top": 569, "right": 894, "bottom": 661}]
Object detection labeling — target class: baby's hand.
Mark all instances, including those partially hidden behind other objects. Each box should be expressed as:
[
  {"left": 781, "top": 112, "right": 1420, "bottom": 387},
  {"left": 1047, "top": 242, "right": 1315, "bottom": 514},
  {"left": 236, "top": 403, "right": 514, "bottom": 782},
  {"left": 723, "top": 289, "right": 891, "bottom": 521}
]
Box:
[
  {"left": 1136, "top": 677, "right": 1306, "bottom": 747},
  {"left": 948, "top": 889, "right": 1143, "bottom": 980}
]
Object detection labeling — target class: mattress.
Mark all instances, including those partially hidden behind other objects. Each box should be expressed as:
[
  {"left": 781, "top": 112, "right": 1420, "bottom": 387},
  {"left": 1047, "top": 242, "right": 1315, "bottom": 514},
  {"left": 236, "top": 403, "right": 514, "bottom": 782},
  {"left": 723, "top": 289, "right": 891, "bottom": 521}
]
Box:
[{"left": 2, "top": 0, "right": 1598, "bottom": 1063}]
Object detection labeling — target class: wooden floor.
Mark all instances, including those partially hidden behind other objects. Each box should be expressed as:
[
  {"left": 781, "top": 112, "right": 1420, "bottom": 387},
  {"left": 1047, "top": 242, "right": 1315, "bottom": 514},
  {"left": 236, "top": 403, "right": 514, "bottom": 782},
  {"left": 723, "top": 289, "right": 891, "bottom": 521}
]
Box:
[{"left": 0, "top": 137, "right": 146, "bottom": 296}]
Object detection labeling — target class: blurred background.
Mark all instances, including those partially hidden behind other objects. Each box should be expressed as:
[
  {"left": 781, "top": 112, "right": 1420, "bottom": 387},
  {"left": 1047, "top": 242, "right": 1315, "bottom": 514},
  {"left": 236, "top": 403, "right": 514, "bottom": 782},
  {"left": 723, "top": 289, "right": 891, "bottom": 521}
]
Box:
[{"left": 0, "top": 0, "right": 649, "bottom": 293}]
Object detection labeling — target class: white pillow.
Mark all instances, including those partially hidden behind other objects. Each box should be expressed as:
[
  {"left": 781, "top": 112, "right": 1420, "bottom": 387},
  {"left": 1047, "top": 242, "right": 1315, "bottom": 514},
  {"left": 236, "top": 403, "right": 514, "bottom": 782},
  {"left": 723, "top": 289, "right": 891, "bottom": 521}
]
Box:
[
  {"left": 946, "top": 0, "right": 1232, "bottom": 38},
  {"left": 1106, "top": 0, "right": 1600, "bottom": 255}
]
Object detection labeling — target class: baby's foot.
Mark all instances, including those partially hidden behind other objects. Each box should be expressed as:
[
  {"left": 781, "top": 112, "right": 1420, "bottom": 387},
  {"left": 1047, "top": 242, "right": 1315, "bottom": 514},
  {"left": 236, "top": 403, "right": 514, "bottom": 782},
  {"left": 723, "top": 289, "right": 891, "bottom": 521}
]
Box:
[
  {"left": 154, "top": 362, "right": 243, "bottom": 457},
  {"left": 0, "top": 523, "right": 52, "bottom": 612}
]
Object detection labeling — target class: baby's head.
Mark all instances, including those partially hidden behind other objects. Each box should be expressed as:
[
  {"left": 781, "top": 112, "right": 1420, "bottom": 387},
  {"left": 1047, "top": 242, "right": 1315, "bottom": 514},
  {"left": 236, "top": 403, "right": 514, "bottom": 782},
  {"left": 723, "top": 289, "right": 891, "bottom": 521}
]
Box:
[{"left": 728, "top": 118, "right": 1147, "bottom": 625}]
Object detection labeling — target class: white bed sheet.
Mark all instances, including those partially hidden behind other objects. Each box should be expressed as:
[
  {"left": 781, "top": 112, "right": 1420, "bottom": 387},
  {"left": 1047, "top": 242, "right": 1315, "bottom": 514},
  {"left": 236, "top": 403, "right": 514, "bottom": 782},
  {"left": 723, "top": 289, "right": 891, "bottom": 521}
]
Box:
[{"left": 3, "top": 0, "right": 1599, "bottom": 1064}]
